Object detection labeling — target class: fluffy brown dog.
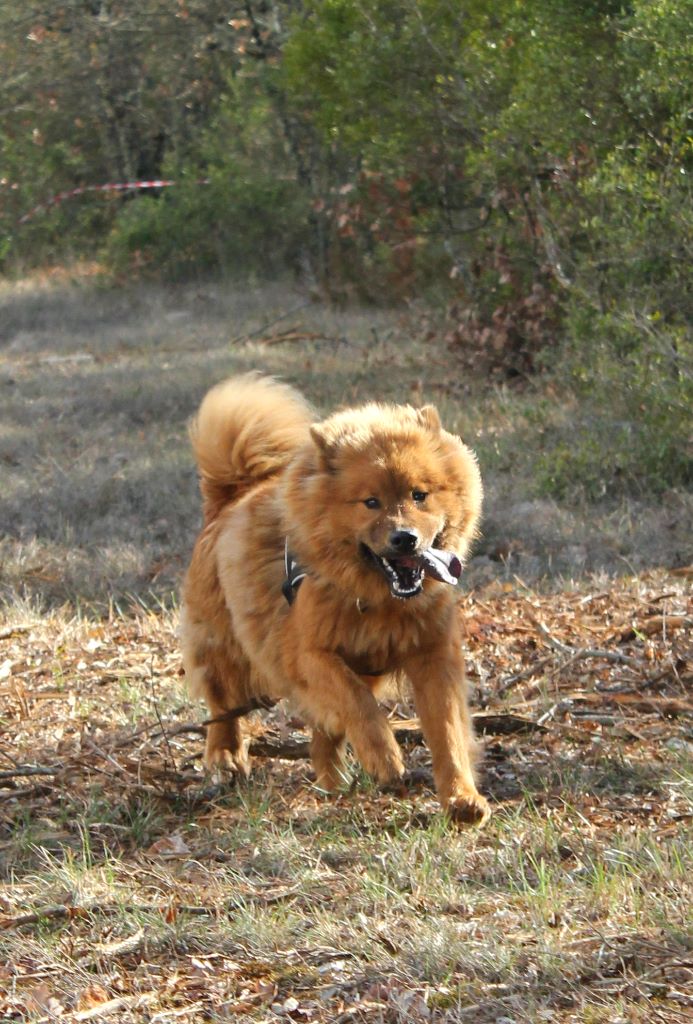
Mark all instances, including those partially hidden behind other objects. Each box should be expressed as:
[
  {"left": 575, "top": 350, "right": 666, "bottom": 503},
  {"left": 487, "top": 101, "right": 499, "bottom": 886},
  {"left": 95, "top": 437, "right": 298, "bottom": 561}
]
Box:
[{"left": 181, "top": 374, "right": 490, "bottom": 825}]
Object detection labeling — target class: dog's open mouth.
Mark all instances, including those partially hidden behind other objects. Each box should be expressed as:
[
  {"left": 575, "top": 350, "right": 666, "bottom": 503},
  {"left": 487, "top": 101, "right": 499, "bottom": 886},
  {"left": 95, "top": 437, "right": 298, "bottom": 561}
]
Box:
[
  {"left": 361, "top": 545, "right": 462, "bottom": 600},
  {"left": 362, "top": 546, "right": 424, "bottom": 599}
]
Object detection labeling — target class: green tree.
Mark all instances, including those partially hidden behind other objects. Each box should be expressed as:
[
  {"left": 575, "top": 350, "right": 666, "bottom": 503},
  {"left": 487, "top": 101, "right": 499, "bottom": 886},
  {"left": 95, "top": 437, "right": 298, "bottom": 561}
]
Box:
[{"left": 0, "top": 1, "right": 254, "bottom": 261}]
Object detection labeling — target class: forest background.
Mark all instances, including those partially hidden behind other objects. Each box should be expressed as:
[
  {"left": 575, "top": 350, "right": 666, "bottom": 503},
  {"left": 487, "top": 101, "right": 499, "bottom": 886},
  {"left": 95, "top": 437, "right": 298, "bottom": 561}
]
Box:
[{"left": 1, "top": 0, "right": 691, "bottom": 501}]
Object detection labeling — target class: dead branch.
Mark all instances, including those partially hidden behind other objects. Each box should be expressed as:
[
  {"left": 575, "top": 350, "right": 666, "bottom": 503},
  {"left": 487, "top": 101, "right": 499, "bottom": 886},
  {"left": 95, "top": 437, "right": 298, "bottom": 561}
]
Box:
[
  {"left": 203, "top": 696, "right": 277, "bottom": 726},
  {"left": 1, "top": 893, "right": 299, "bottom": 931},
  {"left": 0, "top": 714, "right": 544, "bottom": 795},
  {"left": 473, "top": 713, "right": 547, "bottom": 735},
  {"left": 1, "top": 904, "right": 87, "bottom": 928},
  {"left": 228, "top": 300, "right": 311, "bottom": 346},
  {"left": 569, "top": 692, "right": 692, "bottom": 717},
  {"left": 247, "top": 714, "right": 544, "bottom": 761},
  {"left": 0, "top": 624, "right": 32, "bottom": 640},
  {"left": 572, "top": 648, "right": 643, "bottom": 669},
  {"left": 498, "top": 655, "right": 554, "bottom": 693},
  {"left": 0, "top": 783, "right": 53, "bottom": 802},
  {"left": 532, "top": 618, "right": 643, "bottom": 670},
  {"left": 249, "top": 735, "right": 310, "bottom": 760},
  {"left": 260, "top": 329, "right": 333, "bottom": 346},
  {"left": 0, "top": 765, "right": 62, "bottom": 779}
]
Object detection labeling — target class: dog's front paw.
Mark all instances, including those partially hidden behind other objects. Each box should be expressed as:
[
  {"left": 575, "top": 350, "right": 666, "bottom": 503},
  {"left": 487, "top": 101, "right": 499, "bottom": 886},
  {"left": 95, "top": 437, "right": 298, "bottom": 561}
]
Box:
[{"left": 445, "top": 791, "right": 491, "bottom": 828}]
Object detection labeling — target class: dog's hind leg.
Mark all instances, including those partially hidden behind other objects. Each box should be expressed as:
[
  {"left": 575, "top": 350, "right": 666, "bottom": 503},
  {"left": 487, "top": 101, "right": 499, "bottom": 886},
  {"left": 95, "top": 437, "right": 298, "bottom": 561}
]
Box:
[
  {"left": 310, "top": 729, "right": 349, "bottom": 792},
  {"left": 202, "top": 670, "right": 251, "bottom": 776},
  {"left": 182, "top": 615, "right": 252, "bottom": 776}
]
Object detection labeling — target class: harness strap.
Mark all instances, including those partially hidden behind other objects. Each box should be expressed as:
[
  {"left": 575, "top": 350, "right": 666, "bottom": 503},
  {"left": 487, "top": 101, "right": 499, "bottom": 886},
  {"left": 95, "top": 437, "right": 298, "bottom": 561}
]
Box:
[
  {"left": 282, "top": 537, "right": 307, "bottom": 605},
  {"left": 280, "top": 538, "right": 384, "bottom": 676}
]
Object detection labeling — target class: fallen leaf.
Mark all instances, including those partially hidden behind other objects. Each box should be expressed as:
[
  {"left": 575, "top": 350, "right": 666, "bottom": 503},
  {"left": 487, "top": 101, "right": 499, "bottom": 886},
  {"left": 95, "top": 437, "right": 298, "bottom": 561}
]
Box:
[
  {"left": 24, "top": 984, "right": 65, "bottom": 1017},
  {"left": 94, "top": 927, "right": 145, "bottom": 957},
  {"left": 76, "top": 984, "right": 110, "bottom": 1012},
  {"left": 146, "top": 833, "right": 191, "bottom": 858}
]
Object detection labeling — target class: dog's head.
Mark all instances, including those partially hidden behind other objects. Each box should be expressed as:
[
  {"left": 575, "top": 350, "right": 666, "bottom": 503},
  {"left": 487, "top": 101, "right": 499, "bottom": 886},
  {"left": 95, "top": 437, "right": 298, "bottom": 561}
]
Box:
[{"left": 285, "top": 402, "right": 482, "bottom": 602}]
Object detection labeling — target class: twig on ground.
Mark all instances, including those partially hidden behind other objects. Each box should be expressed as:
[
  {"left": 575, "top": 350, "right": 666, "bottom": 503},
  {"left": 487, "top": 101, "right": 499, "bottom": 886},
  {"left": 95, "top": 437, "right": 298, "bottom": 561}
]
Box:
[
  {"left": 2, "top": 889, "right": 304, "bottom": 930},
  {"left": 572, "top": 648, "right": 643, "bottom": 669},
  {"left": 532, "top": 619, "right": 576, "bottom": 656},
  {"left": 150, "top": 660, "right": 177, "bottom": 774},
  {"left": 532, "top": 617, "right": 644, "bottom": 670},
  {"left": 73, "top": 992, "right": 157, "bottom": 1021},
  {"left": 0, "top": 765, "right": 63, "bottom": 779},
  {"left": 0, "top": 783, "right": 53, "bottom": 802},
  {"left": 247, "top": 714, "right": 545, "bottom": 761},
  {"left": 260, "top": 328, "right": 333, "bottom": 346},
  {"left": 228, "top": 300, "right": 312, "bottom": 346},
  {"left": 152, "top": 722, "right": 206, "bottom": 739},
  {"left": 249, "top": 735, "right": 311, "bottom": 760},
  {"left": 498, "top": 655, "right": 553, "bottom": 693},
  {"left": 203, "top": 696, "right": 277, "bottom": 726},
  {"left": 1, "top": 905, "right": 87, "bottom": 928},
  {"left": 0, "top": 713, "right": 545, "bottom": 799},
  {"left": 80, "top": 735, "right": 130, "bottom": 776},
  {"left": 0, "top": 624, "right": 32, "bottom": 640}
]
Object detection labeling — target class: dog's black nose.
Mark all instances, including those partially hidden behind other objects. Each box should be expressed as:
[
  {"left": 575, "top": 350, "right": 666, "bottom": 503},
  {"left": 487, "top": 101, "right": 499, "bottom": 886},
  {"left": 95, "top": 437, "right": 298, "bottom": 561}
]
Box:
[{"left": 389, "top": 529, "right": 419, "bottom": 554}]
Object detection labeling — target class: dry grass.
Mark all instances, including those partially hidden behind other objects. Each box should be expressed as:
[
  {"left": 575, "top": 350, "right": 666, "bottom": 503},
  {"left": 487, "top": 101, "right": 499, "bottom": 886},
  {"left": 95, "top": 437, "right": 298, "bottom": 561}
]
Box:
[
  {"left": 1, "top": 269, "right": 692, "bottom": 1022},
  {"left": 1, "top": 270, "right": 691, "bottom": 612},
  {"left": 1, "top": 572, "right": 692, "bottom": 1022}
]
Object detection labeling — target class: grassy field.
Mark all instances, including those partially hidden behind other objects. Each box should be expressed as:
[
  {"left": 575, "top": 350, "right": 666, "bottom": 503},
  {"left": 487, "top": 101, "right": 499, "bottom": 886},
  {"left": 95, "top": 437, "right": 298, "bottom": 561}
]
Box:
[
  {"left": 1, "top": 267, "right": 690, "bottom": 613},
  {"left": 1, "top": 269, "right": 692, "bottom": 1022}
]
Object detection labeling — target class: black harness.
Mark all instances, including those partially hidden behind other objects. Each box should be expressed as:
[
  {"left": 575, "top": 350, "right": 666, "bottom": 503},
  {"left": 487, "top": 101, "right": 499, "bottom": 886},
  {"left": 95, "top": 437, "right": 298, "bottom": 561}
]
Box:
[{"left": 281, "top": 538, "right": 307, "bottom": 606}]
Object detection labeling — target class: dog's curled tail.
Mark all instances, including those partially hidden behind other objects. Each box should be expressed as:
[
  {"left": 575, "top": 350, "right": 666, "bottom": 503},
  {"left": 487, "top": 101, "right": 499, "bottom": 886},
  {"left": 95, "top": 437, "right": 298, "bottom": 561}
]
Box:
[{"left": 190, "top": 374, "right": 313, "bottom": 524}]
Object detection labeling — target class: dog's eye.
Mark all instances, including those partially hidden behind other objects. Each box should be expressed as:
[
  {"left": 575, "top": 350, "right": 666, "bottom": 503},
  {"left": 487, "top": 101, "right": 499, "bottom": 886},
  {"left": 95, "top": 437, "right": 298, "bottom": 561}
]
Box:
[
  {"left": 363, "top": 497, "right": 381, "bottom": 510},
  {"left": 412, "top": 490, "right": 428, "bottom": 503}
]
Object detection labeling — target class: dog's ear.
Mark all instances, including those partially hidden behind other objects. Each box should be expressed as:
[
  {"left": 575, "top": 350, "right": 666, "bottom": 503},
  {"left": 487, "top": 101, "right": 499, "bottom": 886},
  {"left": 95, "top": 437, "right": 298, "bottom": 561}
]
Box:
[
  {"left": 310, "top": 423, "right": 336, "bottom": 468},
  {"left": 416, "top": 405, "right": 442, "bottom": 432}
]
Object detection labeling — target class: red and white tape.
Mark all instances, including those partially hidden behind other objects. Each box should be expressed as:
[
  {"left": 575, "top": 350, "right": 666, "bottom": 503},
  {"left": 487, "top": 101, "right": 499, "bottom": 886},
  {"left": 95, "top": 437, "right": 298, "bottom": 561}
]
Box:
[{"left": 17, "top": 178, "right": 210, "bottom": 224}]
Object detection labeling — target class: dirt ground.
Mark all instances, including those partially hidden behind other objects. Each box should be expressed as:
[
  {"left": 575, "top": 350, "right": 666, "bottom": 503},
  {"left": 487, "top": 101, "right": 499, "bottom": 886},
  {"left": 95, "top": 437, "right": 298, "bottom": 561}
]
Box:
[{"left": 1, "top": 570, "right": 691, "bottom": 1022}]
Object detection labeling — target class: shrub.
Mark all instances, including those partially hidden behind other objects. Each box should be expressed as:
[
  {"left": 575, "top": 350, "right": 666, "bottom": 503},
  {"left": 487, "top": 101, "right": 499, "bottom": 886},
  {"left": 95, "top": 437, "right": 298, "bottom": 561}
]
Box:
[
  {"left": 536, "top": 308, "right": 691, "bottom": 499},
  {"left": 104, "top": 169, "right": 309, "bottom": 280}
]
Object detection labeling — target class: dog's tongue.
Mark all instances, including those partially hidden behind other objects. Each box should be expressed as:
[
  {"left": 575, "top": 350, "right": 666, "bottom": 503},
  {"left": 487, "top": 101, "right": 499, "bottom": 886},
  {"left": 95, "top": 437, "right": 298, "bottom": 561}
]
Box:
[{"left": 421, "top": 547, "right": 462, "bottom": 585}]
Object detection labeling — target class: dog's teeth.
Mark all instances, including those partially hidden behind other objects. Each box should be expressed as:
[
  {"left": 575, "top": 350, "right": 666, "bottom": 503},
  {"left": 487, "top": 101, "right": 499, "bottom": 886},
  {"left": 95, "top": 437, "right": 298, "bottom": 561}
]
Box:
[{"left": 371, "top": 549, "right": 425, "bottom": 598}]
